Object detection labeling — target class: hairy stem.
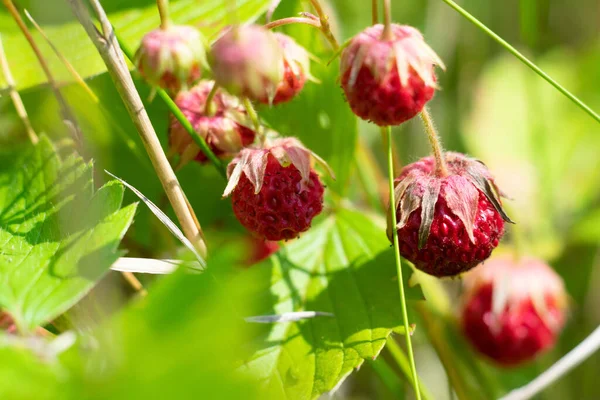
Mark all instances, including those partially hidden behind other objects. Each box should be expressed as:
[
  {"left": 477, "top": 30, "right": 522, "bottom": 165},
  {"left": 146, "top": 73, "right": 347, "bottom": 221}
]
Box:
[
  {"left": 308, "top": 0, "right": 339, "bottom": 50},
  {"left": 204, "top": 81, "right": 219, "bottom": 116},
  {"left": 385, "top": 126, "right": 422, "bottom": 400},
  {"left": 3, "top": 0, "right": 84, "bottom": 150},
  {"left": 420, "top": 108, "right": 448, "bottom": 177},
  {"left": 381, "top": 0, "right": 393, "bottom": 40},
  {"left": 242, "top": 97, "right": 261, "bottom": 133},
  {"left": 441, "top": 0, "right": 600, "bottom": 124},
  {"left": 69, "top": 0, "right": 208, "bottom": 260},
  {"left": 264, "top": 17, "right": 321, "bottom": 30},
  {"left": 0, "top": 35, "right": 38, "bottom": 144},
  {"left": 156, "top": 0, "right": 170, "bottom": 29},
  {"left": 372, "top": 0, "right": 379, "bottom": 25}
]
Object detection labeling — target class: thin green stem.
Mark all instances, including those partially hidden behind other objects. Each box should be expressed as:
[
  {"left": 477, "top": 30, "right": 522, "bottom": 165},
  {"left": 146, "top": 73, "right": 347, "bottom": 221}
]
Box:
[
  {"left": 308, "top": 0, "right": 339, "bottom": 50},
  {"left": 116, "top": 34, "right": 226, "bottom": 177},
  {"left": 385, "top": 126, "right": 421, "bottom": 400},
  {"left": 156, "top": 0, "right": 170, "bottom": 29},
  {"left": 386, "top": 338, "right": 434, "bottom": 400},
  {"left": 242, "top": 97, "right": 261, "bottom": 133},
  {"left": 441, "top": 0, "right": 600, "bottom": 125},
  {"left": 420, "top": 108, "right": 448, "bottom": 177},
  {"left": 205, "top": 81, "right": 219, "bottom": 116}
]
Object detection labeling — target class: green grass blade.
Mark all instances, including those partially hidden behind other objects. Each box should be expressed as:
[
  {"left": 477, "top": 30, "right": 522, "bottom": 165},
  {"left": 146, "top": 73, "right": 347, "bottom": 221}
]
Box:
[{"left": 441, "top": 0, "right": 600, "bottom": 125}]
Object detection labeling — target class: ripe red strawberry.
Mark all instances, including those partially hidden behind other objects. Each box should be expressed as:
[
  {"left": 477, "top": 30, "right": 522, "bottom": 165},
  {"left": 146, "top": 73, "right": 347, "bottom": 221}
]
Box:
[
  {"left": 168, "top": 80, "right": 256, "bottom": 167},
  {"left": 340, "top": 24, "right": 444, "bottom": 126},
  {"left": 387, "top": 152, "right": 512, "bottom": 277},
  {"left": 135, "top": 25, "right": 207, "bottom": 93},
  {"left": 257, "top": 33, "right": 311, "bottom": 105},
  {"left": 460, "top": 256, "right": 567, "bottom": 366},
  {"left": 222, "top": 137, "right": 334, "bottom": 241},
  {"left": 210, "top": 25, "right": 283, "bottom": 102}
]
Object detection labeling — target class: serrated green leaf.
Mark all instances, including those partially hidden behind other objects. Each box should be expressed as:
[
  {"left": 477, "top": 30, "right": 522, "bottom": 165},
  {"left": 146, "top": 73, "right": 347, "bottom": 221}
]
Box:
[
  {"left": 0, "top": 0, "right": 270, "bottom": 91},
  {"left": 242, "top": 208, "right": 423, "bottom": 399},
  {"left": 0, "top": 136, "right": 136, "bottom": 332}
]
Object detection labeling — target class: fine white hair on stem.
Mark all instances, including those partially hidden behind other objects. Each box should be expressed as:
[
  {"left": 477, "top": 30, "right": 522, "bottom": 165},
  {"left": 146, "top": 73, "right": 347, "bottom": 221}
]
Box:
[{"left": 500, "top": 325, "right": 600, "bottom": 400}]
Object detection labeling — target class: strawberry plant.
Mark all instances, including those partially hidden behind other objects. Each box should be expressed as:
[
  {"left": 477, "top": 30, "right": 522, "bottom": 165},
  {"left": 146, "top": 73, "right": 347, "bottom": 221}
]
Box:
[{"left": 1, "top": 0, "right": 600, "bottom": 399}]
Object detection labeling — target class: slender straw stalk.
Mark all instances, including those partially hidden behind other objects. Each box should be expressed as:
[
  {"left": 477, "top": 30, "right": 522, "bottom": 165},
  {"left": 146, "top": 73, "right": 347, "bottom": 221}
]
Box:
[
  {"left": 68, "top": 0, "right": 207, "bottom": 260},
  {"left": 0, "top": 35, "right": 38, "bottom": 144}
]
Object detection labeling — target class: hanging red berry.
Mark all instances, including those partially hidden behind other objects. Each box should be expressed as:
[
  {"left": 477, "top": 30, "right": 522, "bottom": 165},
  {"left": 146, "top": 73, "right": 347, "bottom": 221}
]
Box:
[
  {"left": 460, "top": 256, "right": 567, "bottom": 366},
  {"left": 387, "top": 152, "right": 512, "bottom": 277},
  {"left": 340, "top": 24, "right": 444, "bottom": 126}
]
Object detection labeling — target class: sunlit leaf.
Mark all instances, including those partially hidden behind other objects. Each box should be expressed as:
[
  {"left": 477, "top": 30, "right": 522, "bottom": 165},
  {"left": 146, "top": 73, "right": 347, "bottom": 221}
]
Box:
[
  {"left": 241, "top": 208, "right": 423, "bottom": 399},
  {"left": 0, "top": 136, "right": 136, "bottom": 331}
]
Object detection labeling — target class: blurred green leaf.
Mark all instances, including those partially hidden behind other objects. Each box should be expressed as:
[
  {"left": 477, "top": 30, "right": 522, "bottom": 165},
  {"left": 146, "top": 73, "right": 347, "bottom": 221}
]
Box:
[
  {"left": 0, "top": 338, "right": 65, "bottom": 399},
  {"left": 462, "top": 53, "right": 600, "bottom": 259},
  {"left": 242, "top": 207, "right": 423, "bottom": 399},
  {"left": 0, "top": 0, "right": 270, "bottom": 90},
  {"left": 0, "top": 136, "right": 136, "bottom": 332}
]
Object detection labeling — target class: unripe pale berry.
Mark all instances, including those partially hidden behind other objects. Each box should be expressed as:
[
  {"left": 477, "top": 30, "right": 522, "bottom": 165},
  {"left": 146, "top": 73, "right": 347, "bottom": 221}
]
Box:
[
  {"left": 461, "top": 256, "right": 567, "bottom": 366},
  {"left": 257, "top": 33, "right": 311, "bottom": 105},
  {"left": 135, "top": 25, "right": 207, "bottom": 93},
  {"left": 340, "top": 24, "right": 444, "bottom": 126},
  {"left": 387, "top": 152, "right": 512, "bottom": 277},
  {"left": 223, "top": 137, "right": 334, "bottom": 241},
  {"left": 169, "top": 80, "right": 256, "bottom": 166},
  {"left": 210, "top": 25, "right": 283, "bottom": 102}
]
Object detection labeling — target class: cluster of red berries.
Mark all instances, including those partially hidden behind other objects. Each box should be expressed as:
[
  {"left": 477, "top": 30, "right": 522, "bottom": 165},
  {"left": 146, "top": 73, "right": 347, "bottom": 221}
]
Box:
[
  {"left": 135, "top": 22, "right": 326, "bottom": 248},
  {"left": 338, "top": 22, "right": 567, "bottom": 366},
  {"left": 135, "top": 9, "right": 568, "bottom": 366}
]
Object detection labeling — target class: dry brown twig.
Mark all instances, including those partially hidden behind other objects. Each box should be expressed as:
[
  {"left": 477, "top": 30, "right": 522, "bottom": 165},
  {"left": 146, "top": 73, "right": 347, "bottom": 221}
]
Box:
[
  {"left": 0, "top": 34, "right": 38, "bottom": 144},
  {"left": 67, "top": 0, "right": 208, "bottom": 269},
  {"left": 3, "top": 0, "right": 85, "bottom": 150}
]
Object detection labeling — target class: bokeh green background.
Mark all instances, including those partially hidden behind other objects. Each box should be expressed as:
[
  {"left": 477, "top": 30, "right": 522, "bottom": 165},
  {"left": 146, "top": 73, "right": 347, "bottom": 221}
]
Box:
[{"left": 0, "top": 0, "right": 599, "bottom": 398}]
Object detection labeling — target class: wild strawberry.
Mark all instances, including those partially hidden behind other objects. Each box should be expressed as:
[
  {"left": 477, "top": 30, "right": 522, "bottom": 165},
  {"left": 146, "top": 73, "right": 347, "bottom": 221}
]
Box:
[
  {"left": 244, "top": 237, "right": 280, "bottom": 266},
  {"left": 222, "top": 137, "right": 334, "bottom": 241},
  {"left": 340, "top": 24, "right": 444, "bottom": 126},
  {"left": 256, "top": 33, "right": 312, "bottom": 105},
  {"left": 387, "top": 152, "right": 512, "bottom": 277},
  {"left": 168, "top": 80, "right": 256, "bottom": 166},
  {"left": 210, "top": 25, "right": 283, "bottom": 102},
  {"left": 460, "top": 256, "right": 567, "bottom": 366},
  {"left": 135, "top": 25, "right": 207, "bottom": 93}
]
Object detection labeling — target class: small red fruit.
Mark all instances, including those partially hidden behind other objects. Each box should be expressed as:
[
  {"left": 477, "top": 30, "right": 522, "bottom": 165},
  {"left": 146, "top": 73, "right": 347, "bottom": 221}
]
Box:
[
  {"left": 340, "top": 24, "right": 444, "bottom": 126},
  {"left": 257, "top": 33, "right": 311, "bottom": 105},
  {"left": 223, "top": 137, "right": 334, "bottom": 241},
  {"left": 461, "top": 256, "right": 567, "bottom": 366},
  {"left": 169, "top": 80, "right": 256, "bottom": 166},
  {"left": 210, "top": 25, "right": 283, "bottom": 102},
  {"left": 387, "top": 152, "right": 512, "bottom": 277},
  {"left": 244, "top": 237, "right": 280, "bottom": 266},
  {"left": 135, "top": 25, "right": 207, "bottom": 93}
]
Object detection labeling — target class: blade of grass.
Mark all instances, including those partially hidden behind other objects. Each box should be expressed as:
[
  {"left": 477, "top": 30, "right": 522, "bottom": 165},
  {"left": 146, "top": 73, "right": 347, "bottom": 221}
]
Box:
[
  {"left": 440, "top": 0, "right": 600, "bottom": 125},
  {"left": 369, "top": 357, "right": 405, "bottom": 398},
  {"left": 386, "top": 337, "right": 434, "bottom": 400}
]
